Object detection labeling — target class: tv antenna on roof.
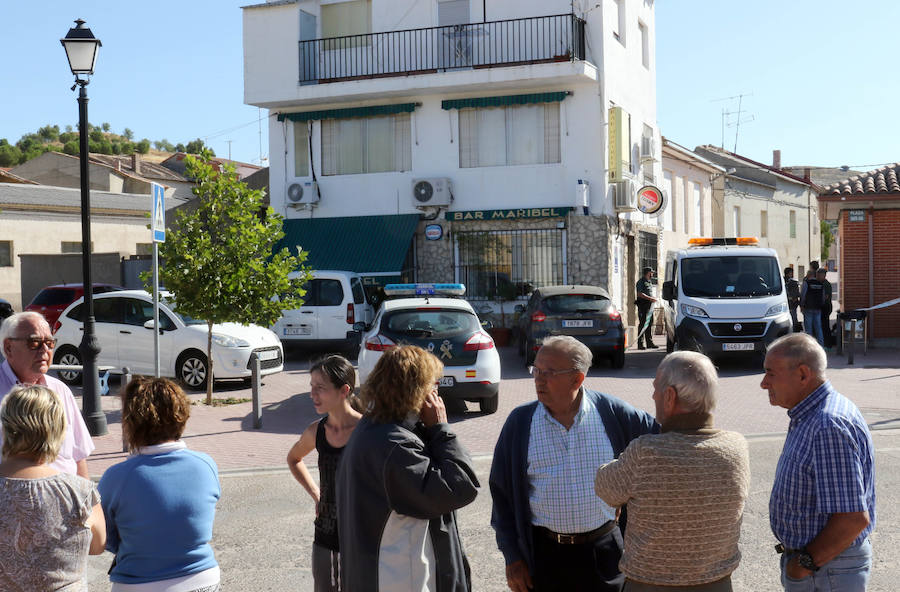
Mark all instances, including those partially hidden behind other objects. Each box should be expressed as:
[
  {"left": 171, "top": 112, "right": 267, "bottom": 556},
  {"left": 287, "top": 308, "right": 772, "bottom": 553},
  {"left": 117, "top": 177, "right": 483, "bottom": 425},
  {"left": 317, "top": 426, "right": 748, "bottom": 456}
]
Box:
[{"left": 712, "top": 93, "right": 754, "bottom": 153}]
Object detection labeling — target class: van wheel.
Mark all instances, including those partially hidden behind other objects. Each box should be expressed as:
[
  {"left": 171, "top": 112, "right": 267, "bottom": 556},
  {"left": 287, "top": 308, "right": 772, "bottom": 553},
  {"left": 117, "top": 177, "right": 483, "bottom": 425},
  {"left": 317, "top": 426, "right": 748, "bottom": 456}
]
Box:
[
  {"left": 666, "top": 335, "right": 675, "bottom": 353},
  {"left": 177, "top": 350, "right": 209, "bottom": 390},
  {"left": 479, "top": 393, "right": 499, "bottom": 414},
  {"left": 54, "top": 346, "right": 83, "bottom": 385}
]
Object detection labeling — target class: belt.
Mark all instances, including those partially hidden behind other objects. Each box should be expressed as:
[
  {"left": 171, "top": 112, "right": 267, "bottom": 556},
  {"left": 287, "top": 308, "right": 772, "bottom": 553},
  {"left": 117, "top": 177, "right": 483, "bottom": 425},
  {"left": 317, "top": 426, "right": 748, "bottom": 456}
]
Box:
[
  {"left": 774, "top": 543, "right": 800, "bottom": 555},
  {"left": 534, "top": 521, "right": 617, "bottom": 545}
]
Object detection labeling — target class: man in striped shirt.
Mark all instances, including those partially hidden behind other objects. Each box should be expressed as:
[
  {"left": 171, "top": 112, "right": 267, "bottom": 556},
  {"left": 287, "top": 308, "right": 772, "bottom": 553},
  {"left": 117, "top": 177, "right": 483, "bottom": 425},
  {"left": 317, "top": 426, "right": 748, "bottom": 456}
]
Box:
[{"left": 762, "top": 333, "right": 875, "bottom": 591}]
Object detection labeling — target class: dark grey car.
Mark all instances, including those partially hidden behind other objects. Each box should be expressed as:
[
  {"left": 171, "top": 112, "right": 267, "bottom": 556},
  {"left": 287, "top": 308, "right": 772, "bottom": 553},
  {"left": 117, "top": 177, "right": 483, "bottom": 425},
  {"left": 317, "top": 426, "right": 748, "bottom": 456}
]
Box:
[{"left": 515, "top": 285, "right": 626, "bottom": 368}]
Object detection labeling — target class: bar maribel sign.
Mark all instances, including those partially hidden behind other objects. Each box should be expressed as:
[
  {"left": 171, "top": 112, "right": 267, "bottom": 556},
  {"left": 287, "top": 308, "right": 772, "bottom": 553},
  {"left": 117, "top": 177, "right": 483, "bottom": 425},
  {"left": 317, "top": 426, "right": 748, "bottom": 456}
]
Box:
[{"left": 445, "top": 207, "right": 572, "bottom": 221}]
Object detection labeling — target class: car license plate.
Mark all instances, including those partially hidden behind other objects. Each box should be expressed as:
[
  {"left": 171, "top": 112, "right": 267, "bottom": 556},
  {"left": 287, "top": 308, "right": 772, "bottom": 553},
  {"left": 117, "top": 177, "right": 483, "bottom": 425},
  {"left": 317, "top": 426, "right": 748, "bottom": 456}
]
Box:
[
  {"left": 722, "top": 343, "right": 755, "bottom": 351},
  {"left": 284, "top": 327, "right": 311, "bottom": 336},
  {"left": 257, "top": 349, "right": 279, "bottom": 361},
  {"left": 438, "top": 376, "right": 455, "bottom": 387},
  {"left": 562, "top": 320, "right": 593, "bottom": 328}
]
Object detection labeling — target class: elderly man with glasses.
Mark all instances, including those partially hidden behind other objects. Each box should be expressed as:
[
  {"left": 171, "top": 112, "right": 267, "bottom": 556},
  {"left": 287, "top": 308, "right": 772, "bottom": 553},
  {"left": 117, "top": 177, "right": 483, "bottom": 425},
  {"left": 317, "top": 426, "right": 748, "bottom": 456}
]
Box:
[
  {"left": 490, "top": 335, "right": 658, "bottom": 592},
  {"left": 0, "top": 312, "right": 94, "bottom": 478}
]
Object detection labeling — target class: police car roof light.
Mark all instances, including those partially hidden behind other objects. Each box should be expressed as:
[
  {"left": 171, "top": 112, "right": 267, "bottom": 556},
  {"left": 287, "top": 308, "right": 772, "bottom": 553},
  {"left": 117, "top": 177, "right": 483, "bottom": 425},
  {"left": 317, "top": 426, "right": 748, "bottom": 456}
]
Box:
[
  {"left": 383, "top": 283, "right": 466, "bottom": 297},
  {"left": 688, "top": 237, "right": 759, "bottom": 247}
]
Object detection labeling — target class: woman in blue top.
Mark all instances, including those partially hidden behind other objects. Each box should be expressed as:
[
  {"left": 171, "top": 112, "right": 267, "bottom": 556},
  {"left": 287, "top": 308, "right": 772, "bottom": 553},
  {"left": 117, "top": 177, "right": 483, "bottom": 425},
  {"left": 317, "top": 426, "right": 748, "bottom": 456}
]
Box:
[
  {"left": 286, "top": 355, "right": 361, "bottom": 592},
  {"left": 99, "top": 377, "right": 221, "bottom": 592}
]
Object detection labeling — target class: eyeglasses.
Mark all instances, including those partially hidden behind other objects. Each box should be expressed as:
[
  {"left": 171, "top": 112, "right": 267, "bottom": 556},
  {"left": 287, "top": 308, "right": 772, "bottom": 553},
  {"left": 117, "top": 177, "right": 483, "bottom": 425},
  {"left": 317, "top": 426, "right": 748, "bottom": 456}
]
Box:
[
  {"left": 528, "top": 366, "right": 578, "bottom": 378},
  {"left": 8, "top": 337, "right": 57, "bottom": 351}
]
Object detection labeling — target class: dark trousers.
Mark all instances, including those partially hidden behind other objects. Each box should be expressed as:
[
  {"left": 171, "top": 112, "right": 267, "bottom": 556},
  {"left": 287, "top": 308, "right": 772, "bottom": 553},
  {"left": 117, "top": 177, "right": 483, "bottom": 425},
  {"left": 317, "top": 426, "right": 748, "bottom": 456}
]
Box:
[
  {"left": 636, "top": 304, "right": 653, "bottom": 347},
  {"left": 821, "top": 307, "right": 833, "bottom": 347},
  {"left": 532, "top": 525, "right": 625, "bottom": 592}
]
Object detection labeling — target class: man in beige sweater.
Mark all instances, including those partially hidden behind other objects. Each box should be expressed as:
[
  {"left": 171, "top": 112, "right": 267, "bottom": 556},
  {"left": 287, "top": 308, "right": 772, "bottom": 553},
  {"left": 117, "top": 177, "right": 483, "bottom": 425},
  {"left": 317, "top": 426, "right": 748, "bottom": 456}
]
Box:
[{"left": 594, "top": 351, "right": 750, "bottom": 592}]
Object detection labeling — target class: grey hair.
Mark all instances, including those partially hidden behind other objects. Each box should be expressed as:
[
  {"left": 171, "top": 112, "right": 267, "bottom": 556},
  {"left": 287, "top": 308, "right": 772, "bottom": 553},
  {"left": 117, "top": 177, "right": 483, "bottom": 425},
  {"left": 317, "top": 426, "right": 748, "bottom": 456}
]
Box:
[
  {"left": 767, "top": 333, "right": 827, "bottom": 378},
  {"left": 539, "top": 336, "right": 592, "bottom": 374},
  {"left": 656, "top": 351, "right": 718, "bottom": 414},
  {"left": 0, "top": 312, "right": 50, "bottom": 344}
]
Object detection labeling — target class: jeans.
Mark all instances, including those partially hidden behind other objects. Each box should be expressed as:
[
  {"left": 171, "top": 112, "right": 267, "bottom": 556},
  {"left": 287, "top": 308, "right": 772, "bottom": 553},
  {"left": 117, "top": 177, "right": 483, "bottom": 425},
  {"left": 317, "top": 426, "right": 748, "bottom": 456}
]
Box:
[
  {"left": 803, "top": 308, "right": 824, "bottom": 346},
  {"left": 780, "top": 538, "right": 871, "bottom": 591}
]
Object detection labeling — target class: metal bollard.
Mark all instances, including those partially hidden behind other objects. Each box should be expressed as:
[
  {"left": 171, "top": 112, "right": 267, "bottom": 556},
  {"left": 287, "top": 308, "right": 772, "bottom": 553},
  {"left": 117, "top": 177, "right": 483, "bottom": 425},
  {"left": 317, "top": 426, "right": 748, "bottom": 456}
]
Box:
[
  {"left": 121, "top": 367, "right": 131, "bottom": 452},
  {"left": 251, "top": 353, "right": 262, "bottom": 429}
]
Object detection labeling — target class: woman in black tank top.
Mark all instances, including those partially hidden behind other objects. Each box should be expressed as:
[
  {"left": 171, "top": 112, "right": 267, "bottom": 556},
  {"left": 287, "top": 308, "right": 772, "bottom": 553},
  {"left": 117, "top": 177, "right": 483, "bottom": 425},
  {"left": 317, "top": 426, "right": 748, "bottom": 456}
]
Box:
[{"left": 287, "top": 355, "right": 361, "bottom": 592}]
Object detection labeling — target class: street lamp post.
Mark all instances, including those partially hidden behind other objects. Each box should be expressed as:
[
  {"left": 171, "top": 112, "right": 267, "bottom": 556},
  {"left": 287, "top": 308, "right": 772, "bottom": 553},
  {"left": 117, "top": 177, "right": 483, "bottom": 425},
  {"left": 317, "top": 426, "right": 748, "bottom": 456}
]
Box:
[{"left": 61, "top": 19, "right": 107, "bottom": 436}]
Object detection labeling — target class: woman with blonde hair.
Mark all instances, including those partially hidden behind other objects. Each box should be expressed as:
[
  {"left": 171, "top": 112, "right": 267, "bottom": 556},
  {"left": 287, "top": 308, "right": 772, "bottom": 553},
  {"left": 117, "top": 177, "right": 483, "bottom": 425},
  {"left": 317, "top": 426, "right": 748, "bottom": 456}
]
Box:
[
  {"left": 98, "top": 377, "right": 221, "bottom": 592},
  {"left": 286, "top": 354, "right": 362, "bottom": 591},
  {"left": 0, "top": 384, "right": 105, "bottom": 590},
  {"left": 336, "top": 345, "right": 479, "bottom": 592}
]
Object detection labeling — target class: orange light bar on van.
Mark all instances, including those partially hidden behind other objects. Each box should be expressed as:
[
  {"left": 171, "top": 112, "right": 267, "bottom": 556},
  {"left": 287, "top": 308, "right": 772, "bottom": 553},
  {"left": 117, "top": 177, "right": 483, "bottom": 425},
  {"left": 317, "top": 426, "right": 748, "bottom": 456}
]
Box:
[
  {"left": 688, "top": 237, "right": 759, "bottom": 246},
  {"left": 734, "top": 237, "right": 759, "bottom": 245},
  {"left": 688, "top": 238, "right": 714, "bottom": 246}
]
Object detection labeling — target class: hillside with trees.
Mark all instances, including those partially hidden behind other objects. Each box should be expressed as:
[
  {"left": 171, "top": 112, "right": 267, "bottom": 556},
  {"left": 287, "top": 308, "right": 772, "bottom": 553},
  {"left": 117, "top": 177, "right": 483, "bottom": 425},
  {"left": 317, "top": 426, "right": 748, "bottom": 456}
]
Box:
[{"left": 0, "top": 123, "right": 214, "bottom": 167}]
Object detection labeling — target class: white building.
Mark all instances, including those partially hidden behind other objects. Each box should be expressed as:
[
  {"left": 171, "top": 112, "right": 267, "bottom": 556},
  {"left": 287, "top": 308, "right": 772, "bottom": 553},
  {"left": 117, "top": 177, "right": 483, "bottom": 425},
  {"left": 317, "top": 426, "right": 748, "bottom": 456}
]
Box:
[{"left": 242, "top": 0, "right": 661, "bottom": 328}]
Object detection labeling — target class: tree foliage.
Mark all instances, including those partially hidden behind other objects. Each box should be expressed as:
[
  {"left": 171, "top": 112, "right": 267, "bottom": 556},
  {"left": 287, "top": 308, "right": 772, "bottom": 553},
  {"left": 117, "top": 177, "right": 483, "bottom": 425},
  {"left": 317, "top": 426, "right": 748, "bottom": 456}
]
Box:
[
  {"left": 820, "top": 220, "right": 834, "bottom": 262},
  {"left": 147, "top": 150, "right": 310, "bottom": 402}
]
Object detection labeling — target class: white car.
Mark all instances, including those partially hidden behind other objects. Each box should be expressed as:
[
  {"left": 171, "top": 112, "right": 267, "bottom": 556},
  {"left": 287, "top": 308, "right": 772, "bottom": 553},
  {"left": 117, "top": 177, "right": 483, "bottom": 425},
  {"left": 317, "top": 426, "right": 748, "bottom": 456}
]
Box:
[
  {"left": 53, "top": 290, "right": 284, "bottom": 388},
  {"left": 355, "top": 284, "right": 501, "bottom": 414}
]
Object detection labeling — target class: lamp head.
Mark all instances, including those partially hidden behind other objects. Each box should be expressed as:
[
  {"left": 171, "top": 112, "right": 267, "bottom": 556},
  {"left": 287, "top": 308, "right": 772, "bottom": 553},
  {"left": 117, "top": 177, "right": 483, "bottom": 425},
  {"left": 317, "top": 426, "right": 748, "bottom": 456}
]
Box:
[{"left": 61, "top": 19, "right": 101, "bottom": 80}]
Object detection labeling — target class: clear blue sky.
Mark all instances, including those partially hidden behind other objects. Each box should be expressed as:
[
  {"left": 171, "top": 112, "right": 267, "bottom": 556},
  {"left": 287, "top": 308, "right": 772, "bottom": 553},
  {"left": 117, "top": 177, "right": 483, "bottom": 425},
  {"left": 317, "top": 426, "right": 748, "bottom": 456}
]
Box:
[{"left": 3, "top": 1, "right": 898, "bottom": 172}]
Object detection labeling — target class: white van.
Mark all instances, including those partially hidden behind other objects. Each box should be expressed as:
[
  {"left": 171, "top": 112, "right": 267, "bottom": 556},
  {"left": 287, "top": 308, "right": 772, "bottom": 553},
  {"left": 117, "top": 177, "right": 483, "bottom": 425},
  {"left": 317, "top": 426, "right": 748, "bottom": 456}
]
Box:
[
  {"left": 661, "top": 238, "right": 792, "bottom": 357},
  {"left": 273, "top": 270, "right": 374, "bottom": 352}
]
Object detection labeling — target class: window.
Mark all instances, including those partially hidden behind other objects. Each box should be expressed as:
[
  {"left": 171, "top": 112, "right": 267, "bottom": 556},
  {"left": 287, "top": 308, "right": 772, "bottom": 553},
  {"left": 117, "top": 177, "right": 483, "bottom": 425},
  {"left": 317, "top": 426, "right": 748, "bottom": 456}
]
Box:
[
  {"left": 321, "top": 0, "right": 371, "bottom": 40},
  {"left": 321, "top": 113, "right": 411, "bottom": 175},
  {"left": 789, "top": 210, "right": 797, "bottom": 238},
  {"left": 613, "top": 0, "right": 625, "bottom": 45},
  {"left": 454, "top": 229, "right": 565, "bottom": 299},
  {"left": 693, "top": 182, "right": 702, "bottom": 235},
  {"left": 760, "top": 211, "right": 768, "bottom": 238},
  {"left": 61, "top": 241, "right": 93, "bottom": 253},
  {"left": 662, "top": 171, "right": 673, "bottom": 231},
  {"left": 458, "top": 103, "right": 560, "bottom": 168},
  {"left": 315, "top": 279, "right": 344, "bottom": 306},
  {"left": 351, "top": 277, "right": 366, "bottom": 305},
  {"left": 733, "top": 206, "right": 741, "bottom": 235},
  {"left": 0, "top": 241, "right": 11, "bottom": 267},
  {"left": 639, "top": 21, "right": 649, "bottom": 68},
  {"left": 293, "top": 122, "right": 310, "bottom": 177},
  {"left": 682, "top": 179, "right": 690, "bottom": 233},
  {"left": 136, "top": 243, "right": 153, "bottom": 256},
  {"left": 639, "top": 231, "right": 658, "bottom": 282}
]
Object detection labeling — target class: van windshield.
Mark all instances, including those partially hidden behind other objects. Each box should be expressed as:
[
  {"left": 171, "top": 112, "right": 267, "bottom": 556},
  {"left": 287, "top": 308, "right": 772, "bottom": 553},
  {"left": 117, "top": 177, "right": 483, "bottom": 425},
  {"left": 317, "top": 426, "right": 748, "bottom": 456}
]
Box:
[{"left": 680, "top": 256, "right": 782, "bottom": 298}]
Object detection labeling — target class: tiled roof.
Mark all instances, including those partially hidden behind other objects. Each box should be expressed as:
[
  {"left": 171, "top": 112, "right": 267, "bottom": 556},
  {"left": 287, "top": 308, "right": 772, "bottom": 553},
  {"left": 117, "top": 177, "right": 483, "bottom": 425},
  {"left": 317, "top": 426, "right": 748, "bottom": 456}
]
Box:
[
  {"left": 88, "top": 153, "right": 187, "bottom": 183},
  {"left": 821, "top": 163, "right": 900, "bottom": 196},
  {"left": 0, "top": 183, "right": 189, "bottom": 214},
  {"left": 0, "top": 169, "right": 38, "bottom": 184}
]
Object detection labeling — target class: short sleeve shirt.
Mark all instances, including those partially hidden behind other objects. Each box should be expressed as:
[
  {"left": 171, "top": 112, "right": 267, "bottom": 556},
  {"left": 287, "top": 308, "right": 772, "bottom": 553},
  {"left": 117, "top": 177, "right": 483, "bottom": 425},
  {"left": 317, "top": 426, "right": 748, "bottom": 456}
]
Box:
[
  {"left": 636, "top": 278, "right": 654, "bottom": 302},
  {"left": 0, "top": 361, "right": 95, "bottom": 475}
]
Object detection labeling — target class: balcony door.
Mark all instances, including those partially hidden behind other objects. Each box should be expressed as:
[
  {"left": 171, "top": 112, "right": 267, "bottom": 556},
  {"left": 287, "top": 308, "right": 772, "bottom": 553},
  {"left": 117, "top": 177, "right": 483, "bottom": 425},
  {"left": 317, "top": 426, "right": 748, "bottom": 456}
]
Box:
[
  {"left": 439, "top": 0, "right": 472, "bottom": 69},
  {"left": 299, "top": 9, "right": 317, "bottom": 84}
]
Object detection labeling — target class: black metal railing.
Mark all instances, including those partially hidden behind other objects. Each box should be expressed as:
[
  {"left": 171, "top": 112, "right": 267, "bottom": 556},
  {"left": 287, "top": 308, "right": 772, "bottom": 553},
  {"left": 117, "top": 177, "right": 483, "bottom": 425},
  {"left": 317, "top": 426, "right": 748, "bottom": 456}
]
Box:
[{"left": 299, "top": 13, "right": 586, "bottom": 84}]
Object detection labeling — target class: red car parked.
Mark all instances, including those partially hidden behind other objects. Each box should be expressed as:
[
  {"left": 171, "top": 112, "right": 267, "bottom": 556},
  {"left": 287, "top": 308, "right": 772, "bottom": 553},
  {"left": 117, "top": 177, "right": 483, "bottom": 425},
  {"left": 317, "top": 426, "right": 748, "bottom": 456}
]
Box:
[{"left": 26, "top": 283, "right": 124, "bottom": 329}]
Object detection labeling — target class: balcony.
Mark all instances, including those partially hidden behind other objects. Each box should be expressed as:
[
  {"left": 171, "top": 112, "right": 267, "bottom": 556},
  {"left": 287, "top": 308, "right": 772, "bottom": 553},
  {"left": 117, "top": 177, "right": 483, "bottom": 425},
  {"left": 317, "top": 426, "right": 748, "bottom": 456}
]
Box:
[{"left": 299, "top": 13, "right": 586, "bottom": 85}]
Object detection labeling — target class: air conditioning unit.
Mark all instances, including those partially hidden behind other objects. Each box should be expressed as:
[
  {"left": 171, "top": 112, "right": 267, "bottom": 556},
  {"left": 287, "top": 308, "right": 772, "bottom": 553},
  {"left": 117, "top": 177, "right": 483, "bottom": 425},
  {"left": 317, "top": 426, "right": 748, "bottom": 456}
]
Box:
[
  {"left": 286, "top": 181, "right": 319, "bottom": 204},
  {"left": 411, "top": 178, "right": 452, "bottom": 207},
  {"left": 640, "top": 136, "right": 655, "bottom": 161},
  {"left": 613, "top": 178, "right": 636, "bottom": 211}
]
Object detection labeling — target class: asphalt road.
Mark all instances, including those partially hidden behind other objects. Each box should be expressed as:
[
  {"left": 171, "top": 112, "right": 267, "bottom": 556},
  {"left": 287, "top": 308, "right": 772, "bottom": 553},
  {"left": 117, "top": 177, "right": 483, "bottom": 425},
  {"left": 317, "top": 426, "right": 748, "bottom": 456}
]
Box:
[{"left": 82, "top": 343, "right": 900, "bottom": 591}]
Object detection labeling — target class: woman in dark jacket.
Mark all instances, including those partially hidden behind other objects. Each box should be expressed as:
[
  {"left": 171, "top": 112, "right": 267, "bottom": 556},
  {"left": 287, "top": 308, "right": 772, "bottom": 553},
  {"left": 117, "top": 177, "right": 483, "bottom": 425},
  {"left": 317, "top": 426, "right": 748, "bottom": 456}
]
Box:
[{"left": 336, "top": 345, "right": 479, "bottom": 592}]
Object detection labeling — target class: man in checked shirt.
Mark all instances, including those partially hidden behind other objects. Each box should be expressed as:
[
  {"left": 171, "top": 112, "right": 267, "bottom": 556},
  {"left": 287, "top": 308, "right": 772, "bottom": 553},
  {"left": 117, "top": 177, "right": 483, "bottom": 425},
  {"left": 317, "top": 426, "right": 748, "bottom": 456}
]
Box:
[
  {"left": 762, "top": 333, "right": 876, "bottom": 591},
  {"left": 490, "top": 335, "right": 658, "bottom": 592}
]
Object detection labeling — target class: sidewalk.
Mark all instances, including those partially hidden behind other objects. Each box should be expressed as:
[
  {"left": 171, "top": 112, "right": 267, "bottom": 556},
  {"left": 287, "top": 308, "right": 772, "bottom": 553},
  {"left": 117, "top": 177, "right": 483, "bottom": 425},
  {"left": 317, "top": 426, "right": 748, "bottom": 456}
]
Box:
[{"left": 83, "top": 345, "right": 900, "bottom": 477}]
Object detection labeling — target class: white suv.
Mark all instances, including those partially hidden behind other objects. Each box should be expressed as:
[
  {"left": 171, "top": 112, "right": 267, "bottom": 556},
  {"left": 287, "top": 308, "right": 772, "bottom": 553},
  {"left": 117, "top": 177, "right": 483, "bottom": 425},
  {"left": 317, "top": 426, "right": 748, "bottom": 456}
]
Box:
[
  {"left": 272, "top": 270, "right": 374, "bottom": 353},
  {"left": 53, "top": 290, "right": 284, "bottom": 389}
]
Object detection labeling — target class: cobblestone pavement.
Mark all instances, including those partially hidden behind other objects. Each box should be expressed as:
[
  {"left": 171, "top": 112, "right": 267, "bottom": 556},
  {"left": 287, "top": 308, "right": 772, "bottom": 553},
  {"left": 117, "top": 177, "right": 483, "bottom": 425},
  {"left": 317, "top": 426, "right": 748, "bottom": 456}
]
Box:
[{"left": 83, "top": 338, "right": 900, "bottom": 477}]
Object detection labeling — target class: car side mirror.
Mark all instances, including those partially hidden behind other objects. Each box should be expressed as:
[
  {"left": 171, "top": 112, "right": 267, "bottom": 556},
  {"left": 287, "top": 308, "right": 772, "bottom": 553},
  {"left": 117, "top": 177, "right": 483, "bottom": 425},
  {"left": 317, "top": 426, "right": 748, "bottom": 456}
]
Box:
[
  {"left": 514, "top": 304, "right": 525, "bottom": 314},
  {"left": 352, "top": 321, "right": 367, "bottom": 332},
  {"left": 662, "top": 281, "right": 674, "bottom": 301},
  {"left": 481, "top": 319, "right": 494, "bottom": 330},
  {"left": 143, "top": 319, "right": 165, "bottom": 334}
]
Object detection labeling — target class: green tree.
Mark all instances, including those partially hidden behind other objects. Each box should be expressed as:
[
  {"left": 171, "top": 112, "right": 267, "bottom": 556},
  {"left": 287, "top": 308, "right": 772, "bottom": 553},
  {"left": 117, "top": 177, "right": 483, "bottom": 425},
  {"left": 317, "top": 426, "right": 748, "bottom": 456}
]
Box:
[
  {"left": 65, "top": 125, "right": 74, "bottom": 133},
  {"left": 62, "top": 140, "right": 79, "bottom": 155},
  {"left": 175, "top": 143, "right": 186, "bottom": 153},
  {"left": 184, "top": 138, "right": 214, "bottom": 156},
  {"left": 101, "top": 122, "right": 111, "bottom": 132},
  {"left": 154, "top": 139, "right": 175, "bottom": 152},
  {"left": 820, "top": 220, "right": 834, "bottom": 262},
  {"left": 0, "top": 141, "right": 22, "bottom": 167},
  {"left": 37, "top": 124, "right": 60, "bottom": 142},
  {"left": 146, "top": 151, "right": 310, "bottom": 403},
  {"left": 136, "top": 139, "right": 151, "bottom": 154},
  {"left": 122, "top": 127, "right": 134, "bottom": 140}
]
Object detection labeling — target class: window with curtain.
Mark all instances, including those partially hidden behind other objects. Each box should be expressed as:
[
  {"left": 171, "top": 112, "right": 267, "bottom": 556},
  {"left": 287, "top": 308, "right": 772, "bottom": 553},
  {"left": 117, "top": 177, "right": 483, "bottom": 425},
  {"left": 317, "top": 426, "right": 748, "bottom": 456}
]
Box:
[
  {"left": 0, "top": 241, "right": 11, "bottom": 267},
  {"left": 321, "top": 0, "right": 371, "bottom": 39},
  {"left": 789, "top": 210, "right": 797, "bottom": 238},
  {"left": 458, "top": 103, "right": 560, "bottom": 168},
  {"left": 682, "top": 179, "right": 690, "bottom": 234},
  {"left": 639, "top": 21, "right": 649, "bottom": 68},
  {"left": 693, "top": 182, "right": 702, "bottom": 235},
  {"left": 321, "top": 113, "right": 411, "bottom": 175},
  {"left": 293, "top": 122, "right": 309, "bottom": 177},
  {"left": 733, "top": 206, "right": 741, "bottom": 235},
  {"left": 760, "top": 210, "right": 768, "bottom": 238}
]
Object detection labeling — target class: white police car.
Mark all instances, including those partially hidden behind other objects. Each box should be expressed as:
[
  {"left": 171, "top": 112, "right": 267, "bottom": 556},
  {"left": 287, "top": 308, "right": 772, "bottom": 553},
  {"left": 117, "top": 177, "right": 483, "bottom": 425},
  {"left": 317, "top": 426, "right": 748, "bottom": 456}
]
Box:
[{"left": 355, "top": 284, "right": 501, "bottom": 414}]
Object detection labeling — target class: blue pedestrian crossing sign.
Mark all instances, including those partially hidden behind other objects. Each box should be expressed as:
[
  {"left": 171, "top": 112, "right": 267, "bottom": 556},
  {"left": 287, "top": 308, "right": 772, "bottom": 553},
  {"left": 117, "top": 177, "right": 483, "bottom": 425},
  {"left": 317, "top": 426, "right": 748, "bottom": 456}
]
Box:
[{"left": 151, "top": 183, "right": 165, "bottom": 243}]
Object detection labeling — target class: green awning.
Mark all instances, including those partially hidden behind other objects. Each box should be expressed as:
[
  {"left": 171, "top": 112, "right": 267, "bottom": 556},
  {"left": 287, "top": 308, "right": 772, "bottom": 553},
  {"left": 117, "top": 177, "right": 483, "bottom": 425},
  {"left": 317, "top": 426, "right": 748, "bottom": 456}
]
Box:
[
  {"left": 276, "top": 103, "right": 418, "bottom": 123},
  {"left": 441, "top": 92, "right": 570, "bottom": 110},
  {"left": 278, "top": 214, "right": 419, "bottom": 275}
]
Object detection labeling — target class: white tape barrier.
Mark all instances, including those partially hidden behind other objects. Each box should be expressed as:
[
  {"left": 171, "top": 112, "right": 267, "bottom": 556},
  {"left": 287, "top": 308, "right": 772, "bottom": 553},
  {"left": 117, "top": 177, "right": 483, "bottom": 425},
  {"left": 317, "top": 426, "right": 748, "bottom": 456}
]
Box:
[{"left": 858, "top": 297, "right": 900, "bottom": 312}]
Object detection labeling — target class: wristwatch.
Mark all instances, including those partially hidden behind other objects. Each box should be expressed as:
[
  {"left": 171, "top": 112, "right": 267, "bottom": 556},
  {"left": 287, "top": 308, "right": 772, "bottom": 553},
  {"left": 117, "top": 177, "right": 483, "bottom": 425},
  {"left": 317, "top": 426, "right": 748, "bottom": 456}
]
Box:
[{"left": 796, "top": 550, "right": 820, "bottom": 572}]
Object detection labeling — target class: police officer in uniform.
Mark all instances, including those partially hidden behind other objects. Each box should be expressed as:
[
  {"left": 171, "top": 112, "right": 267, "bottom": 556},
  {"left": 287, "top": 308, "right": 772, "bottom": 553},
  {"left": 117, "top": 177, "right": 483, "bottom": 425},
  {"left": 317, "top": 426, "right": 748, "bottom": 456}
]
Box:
[
  {"left": 784, "top": 267, "right": 801, "bottom": 332},
  {"left": 635, "top": 267, "right": 658, "bottom": 349}
]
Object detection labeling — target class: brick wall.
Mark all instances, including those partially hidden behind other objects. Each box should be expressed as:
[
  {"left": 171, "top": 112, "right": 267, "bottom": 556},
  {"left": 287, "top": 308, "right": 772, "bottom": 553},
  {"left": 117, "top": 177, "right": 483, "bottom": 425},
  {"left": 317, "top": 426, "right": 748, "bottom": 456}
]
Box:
[{"left": 839, "top": 208, "right": 900, "bottom": 339}]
